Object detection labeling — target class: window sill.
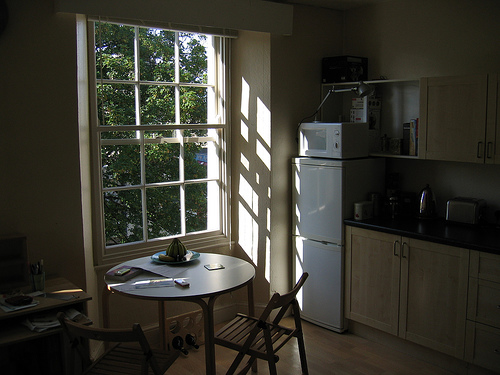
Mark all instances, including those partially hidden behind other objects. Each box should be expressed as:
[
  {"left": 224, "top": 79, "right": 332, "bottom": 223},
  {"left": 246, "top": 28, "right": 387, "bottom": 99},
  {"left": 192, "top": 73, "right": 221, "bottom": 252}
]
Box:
[{"left": 96, "top": 232, "right": 231, "bottom": 269}]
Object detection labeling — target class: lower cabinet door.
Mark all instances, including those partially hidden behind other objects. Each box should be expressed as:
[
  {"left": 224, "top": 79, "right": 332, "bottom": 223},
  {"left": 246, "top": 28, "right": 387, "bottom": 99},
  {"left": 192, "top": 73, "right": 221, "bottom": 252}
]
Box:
[
  {"left": 399, "top": 238, "right": 469, "bottom": 359},
  {"left": 465, "top": 321, "right": 500, "bottom": 373},
  {"left": 345, "top": 227, "right": 401, "bottom": 336}
]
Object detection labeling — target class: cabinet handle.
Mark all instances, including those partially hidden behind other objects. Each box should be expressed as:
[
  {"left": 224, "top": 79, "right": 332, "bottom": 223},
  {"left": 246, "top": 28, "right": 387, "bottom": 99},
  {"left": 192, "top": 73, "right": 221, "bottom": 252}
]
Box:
[
  {"left": 495, "top": 349, "right": 500, "bottom": 355},
  {"left": 402, "top": 242, "right": 408, "bottom": 259},
  {"left": 394, "top": 240, "right": 400, "bottom": 257},
  {"left": 487, "top": 142, "right": 494, "bottom": 159},
  {"left": 477, "top": 141, "right": 484, "bottom": 158}
]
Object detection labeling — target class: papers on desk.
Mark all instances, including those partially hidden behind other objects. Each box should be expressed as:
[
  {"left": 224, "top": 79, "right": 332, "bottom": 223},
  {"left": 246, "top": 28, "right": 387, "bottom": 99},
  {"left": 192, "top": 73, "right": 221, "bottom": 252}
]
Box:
[
  {"left": 0, "top": 297, "right": 39, "bottom": 312},
  {"left": 21, "top": 308, "right": 92, "bottom": 332}
]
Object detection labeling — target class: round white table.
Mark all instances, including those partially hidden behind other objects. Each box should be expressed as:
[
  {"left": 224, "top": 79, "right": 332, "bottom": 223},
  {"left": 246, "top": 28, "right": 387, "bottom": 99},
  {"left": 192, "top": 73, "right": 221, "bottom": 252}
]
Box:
[{"left": 103, "top": 253, "right": 255, "bottom": 375}]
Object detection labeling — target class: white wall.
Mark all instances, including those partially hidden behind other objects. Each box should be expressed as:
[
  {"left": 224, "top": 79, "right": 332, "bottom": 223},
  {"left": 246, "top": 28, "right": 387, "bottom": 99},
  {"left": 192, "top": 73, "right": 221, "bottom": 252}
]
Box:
[
  {"left": 343, "top": 0, "right": 500, "bottom": 80},
  {"left": 0, "top": 1, "right": 87, "bottom": 288},
  {"left": 230, "top": 4, "right": 343, "bottom": 307}
]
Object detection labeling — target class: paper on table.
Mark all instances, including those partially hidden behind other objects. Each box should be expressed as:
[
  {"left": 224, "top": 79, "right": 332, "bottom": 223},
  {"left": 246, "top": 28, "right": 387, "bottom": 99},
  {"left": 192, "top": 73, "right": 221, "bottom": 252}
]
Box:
[
  {"left": 111, "top": 278, "right": 174, "bottom": 292},
  {"left": 134, "top": 260, "right": 190, "bottom": 278},
  {"left": 106, "top": 260, "right": 189, "bottom": 292}
]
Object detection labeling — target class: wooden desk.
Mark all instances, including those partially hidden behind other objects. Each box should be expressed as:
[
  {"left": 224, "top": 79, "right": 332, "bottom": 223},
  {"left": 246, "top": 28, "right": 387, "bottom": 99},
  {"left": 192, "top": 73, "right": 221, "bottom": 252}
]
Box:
[
  {"left": 0, "top": 277, "right": 92, "bottom": 374},
  {"left": 103, "top": 253, "right": 255, "bottom": 375}
]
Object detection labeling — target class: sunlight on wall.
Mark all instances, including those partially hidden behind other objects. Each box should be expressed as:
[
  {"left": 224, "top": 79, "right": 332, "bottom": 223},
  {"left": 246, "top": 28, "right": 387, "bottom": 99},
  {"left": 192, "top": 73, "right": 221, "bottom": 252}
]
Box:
[
  {"left": 257, "top": 98, "right": 271, "bottom": 146},
  {"left": 239, "top": 175, "right": 259, "bottom": 217},
  {"left": 256, "top": 98, "right": 271, "bottom": 171},
  {"left": 240, "top": 153, "right": 250, "bottom": 171},
  {"left": 294, "top": 236, "right": 305, "bottom": 307},
  {"left": 238, "top": 201, "right": 259, "bottom": 262},
  {"left": 241, "top": 78, "right": 250, "bottom": 120},
  {"left": 241, "top": 120, "right": 249, "bottom": 142},
  {"left": 293, "top": 167, "right": 301, "bottom": 235},
  {"left": 237, "top": 78, "right": 272, "bottom": 282}
]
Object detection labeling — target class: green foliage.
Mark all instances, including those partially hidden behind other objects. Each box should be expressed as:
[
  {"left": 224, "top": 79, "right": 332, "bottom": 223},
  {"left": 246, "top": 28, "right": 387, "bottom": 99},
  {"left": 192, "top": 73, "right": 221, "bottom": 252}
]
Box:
[{"left": 95, "top": 22, "right": 211, "bottom": 246}]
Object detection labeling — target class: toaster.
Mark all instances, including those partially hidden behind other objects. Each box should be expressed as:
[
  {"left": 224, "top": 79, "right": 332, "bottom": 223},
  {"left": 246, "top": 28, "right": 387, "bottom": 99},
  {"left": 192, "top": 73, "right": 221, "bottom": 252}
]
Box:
[{"left": 446, "top": 197, "right": 486, "bottom": 224}]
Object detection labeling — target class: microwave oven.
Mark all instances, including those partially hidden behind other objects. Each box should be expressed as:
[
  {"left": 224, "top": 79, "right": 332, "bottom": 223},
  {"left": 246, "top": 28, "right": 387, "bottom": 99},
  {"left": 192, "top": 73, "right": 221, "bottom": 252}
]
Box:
[{"left": 298, "top": 122, "right": 369, "bottom": 159}]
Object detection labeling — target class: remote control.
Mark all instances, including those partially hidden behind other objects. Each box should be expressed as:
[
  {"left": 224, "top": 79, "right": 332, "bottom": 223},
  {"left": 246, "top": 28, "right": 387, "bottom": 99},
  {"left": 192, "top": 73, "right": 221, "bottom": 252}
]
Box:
[{"left": 174, "top": 278, "right": 190, "bottom": 287}]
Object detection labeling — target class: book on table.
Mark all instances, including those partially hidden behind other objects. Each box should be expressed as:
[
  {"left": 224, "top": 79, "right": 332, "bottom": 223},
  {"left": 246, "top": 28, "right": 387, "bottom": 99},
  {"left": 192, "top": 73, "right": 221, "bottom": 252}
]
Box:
[{"left": 105, "top": 266, "right": 142, "bottom": 281}]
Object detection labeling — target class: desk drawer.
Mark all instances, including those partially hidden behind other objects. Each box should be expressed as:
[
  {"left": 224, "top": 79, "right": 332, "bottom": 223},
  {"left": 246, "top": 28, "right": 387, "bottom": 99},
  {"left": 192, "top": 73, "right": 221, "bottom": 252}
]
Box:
[
  {"left": 468, "top": 278, "right": 500, "bottom": 328},
  {"left": 465, "top": 321, "right": 500, "bottom": 373}
]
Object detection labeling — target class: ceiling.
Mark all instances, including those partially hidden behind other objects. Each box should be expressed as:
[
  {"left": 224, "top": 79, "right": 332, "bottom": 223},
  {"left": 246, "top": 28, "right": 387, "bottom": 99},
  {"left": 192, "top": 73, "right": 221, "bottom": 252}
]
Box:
[{"left": 274, "top": 0, "right": 390, "bottom": 10}]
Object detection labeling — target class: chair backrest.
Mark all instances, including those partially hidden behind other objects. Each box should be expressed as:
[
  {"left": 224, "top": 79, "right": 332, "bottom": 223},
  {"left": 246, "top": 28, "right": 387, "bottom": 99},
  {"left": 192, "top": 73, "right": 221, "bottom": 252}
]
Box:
[
  {"left": 56, "top": 312, "right": 158, "bottom": 373},
  {"left": 259, "top": 272, "right": 308, "bottom": 325},
  {"left": 57, "top": 312, "right": 149, "bottom": 345}
]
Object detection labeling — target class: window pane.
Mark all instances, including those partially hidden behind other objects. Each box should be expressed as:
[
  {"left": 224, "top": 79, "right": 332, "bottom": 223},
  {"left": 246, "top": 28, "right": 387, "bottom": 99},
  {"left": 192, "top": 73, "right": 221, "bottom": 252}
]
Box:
[
  {"left": 180, "top": 87, "right": 207, "bottom": 124},
  {"left": 102, "top": 144, "right": 141, "bottom": 188},
  {"left": 147, "top": 186, "right": 181, "bottom": 239},
  {"left": 186, "top": 183, "right": 208, "bottom": 233},
  {"left": 145, "top": 132, "right": 180, "bottom": 183},
  {"left": 97, "top": 83, "right": 136, "bottom": 126},
  {"left": 184, "top": 129, "right": 208, "bottom": 180},
  {"left": 179, "top": 32, "right": 208, "bottom": 84},
  {"left": 139, "top": 28, "right": 175, "bottom": 82},
  {"left": 104, "top": 190, "right": 143, "bottom": 246},
  {"left": 140, "top": 85, "right": 175, "bottom": 125},
  {"left": 101, "top": 130, "right": 137, "bottom": 140},
  {"left": 95, "top": 23, "right": 135, "bottom": 81}
]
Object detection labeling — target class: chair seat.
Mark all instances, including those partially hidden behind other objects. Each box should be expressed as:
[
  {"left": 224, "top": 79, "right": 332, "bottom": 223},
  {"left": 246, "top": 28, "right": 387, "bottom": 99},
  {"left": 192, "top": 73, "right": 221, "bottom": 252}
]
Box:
[
  {"left": 215, "top": 313, "right": 294, "bottom": 360},
  {"left": 85, "top": 344, "right": 178, "bottom": 375}
]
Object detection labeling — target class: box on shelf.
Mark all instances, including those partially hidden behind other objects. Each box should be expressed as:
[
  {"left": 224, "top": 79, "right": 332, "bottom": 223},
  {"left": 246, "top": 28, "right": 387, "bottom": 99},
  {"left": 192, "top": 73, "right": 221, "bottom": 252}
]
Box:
[
  {"left": 403, "top": 122, "right": 410, "bottom": 155},
  {"left": 409, "top": 118, "right": 418, "bottom": 156},
  {"left": 351, "top": 97, "right": 365, "bottom": 108},
  {"left": 350, "top": 108, "right": 365, "bottom": 122},
  {"left": 322, "top": 56, "right": 368, "bottom": 83},
  {"left": 368, "top": 109, "right": 381, "bottom": 153}
]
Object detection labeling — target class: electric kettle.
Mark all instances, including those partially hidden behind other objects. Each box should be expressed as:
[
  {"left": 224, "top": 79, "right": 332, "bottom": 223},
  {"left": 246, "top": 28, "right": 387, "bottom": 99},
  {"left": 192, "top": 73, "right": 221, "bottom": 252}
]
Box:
[{"left": 418, "top": 184, "right": 436, "bottom": 218}]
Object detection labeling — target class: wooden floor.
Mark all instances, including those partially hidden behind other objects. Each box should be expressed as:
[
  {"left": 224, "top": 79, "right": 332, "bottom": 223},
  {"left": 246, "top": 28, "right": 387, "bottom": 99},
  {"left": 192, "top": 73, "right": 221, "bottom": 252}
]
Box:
[{"left": 164, "top": 317, "right": 457, "bottom": 375}]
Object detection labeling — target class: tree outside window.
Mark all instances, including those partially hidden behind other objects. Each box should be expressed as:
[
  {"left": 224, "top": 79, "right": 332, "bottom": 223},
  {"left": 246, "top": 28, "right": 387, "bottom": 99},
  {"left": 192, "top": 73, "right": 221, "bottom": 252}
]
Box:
[{"left": 92, "top": 22, "right": 225, "bottom": 251}]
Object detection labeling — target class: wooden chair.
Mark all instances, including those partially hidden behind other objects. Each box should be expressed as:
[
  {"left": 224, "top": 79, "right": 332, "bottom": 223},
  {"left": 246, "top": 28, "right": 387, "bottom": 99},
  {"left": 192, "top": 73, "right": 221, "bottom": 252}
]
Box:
[
  {"left": 56, "top": 312, "right": 179, "bottom": 375},
  {"left": 214, "top": 272, "right": 309, "bottom": 375}
]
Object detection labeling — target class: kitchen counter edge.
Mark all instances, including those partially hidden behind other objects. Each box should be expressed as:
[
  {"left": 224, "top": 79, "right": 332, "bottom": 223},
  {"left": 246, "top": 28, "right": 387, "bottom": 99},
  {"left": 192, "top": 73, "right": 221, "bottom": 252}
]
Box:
[{"left": 344, "top": 217, "right": 500, "bottom": 255}]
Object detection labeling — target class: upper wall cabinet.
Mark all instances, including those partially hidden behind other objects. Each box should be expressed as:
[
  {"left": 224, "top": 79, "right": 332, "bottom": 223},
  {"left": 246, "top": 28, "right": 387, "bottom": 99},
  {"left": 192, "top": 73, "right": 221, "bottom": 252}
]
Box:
[
  {"left": 486, "top": 74, "right": 500, "bottom": 164},
  {"left": 420, "top": 74, "right": 499, "bottom": 164}
]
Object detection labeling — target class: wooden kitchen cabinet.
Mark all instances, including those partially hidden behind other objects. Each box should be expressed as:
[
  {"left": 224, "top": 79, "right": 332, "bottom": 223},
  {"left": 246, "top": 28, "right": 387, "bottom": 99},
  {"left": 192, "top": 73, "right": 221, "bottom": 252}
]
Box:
[
  {"left": 486, "top": 74, "right": 500, "bottom": 164},
  {"left": 345, "top": 227, "right": 401, "bottom": 335},
  {"left": 419, "top": 74, "right": 498, "bottom": 163},
  {"left": 399, "top": 237, "right": 469, "bottom": 358},
  {"left": 345, "top": 226, "right": 469, "bottom": 359},
  {"left": 465, "top": 251, "right": 500, "bottom": 372}
]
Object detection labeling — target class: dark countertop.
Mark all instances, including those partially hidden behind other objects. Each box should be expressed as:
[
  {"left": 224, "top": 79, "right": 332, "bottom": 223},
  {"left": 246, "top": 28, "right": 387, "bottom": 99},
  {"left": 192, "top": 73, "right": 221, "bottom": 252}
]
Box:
[{"left": 344, "top": 217, "right": 500, "bottom": 255}]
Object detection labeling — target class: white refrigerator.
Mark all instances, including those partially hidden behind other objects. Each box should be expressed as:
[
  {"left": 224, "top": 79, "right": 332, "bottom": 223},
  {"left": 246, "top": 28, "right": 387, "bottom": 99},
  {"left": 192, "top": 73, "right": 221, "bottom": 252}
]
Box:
[{"left": 292, "top": 157, "right": 384, "bottom": 332}]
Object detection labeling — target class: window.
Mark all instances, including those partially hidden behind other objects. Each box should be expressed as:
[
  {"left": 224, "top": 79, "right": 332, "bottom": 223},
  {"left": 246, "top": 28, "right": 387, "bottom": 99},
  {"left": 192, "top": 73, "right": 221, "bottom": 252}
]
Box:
[{"left": 89, "top": 21, "right": 228, "bottom": 262}]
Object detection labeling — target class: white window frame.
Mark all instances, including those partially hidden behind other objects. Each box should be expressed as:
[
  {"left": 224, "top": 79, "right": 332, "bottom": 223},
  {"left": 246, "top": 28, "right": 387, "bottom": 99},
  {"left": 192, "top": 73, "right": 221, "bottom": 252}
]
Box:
[{"left": 87, "top": 19, "right": 230, "bottom": 265}]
